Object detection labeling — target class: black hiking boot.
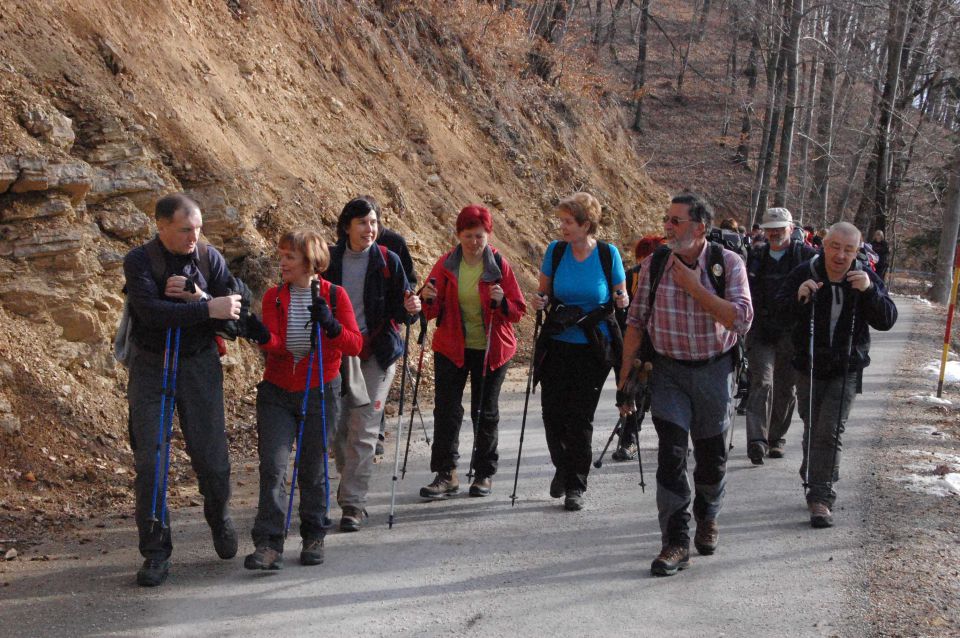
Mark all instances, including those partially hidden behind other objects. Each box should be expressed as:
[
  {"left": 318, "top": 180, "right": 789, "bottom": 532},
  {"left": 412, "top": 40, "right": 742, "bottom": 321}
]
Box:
[
  {"left": 244, "top": 545, "right": 283, "bottom": 570},
  {"left": 694, "top": 518, "right": 719, "bottom": 556},
  {"left": 212, "top": 518, "right": 238, "bottom": 559},
  {"left": 549, "top": 470, "right": 565, "bottom": 498},
  {"left": 809, "top": 502, "right": 834, "bottom": 528},
  {"left": 747, "top": 441, "right": 766, "bottom": 466},
  {"left": 339, "top": 506, "right": 368, "bottom": 533},
  {"left": 136, "top": 558, "right": 170, "bottom": 587},
  {"left": 300, "top": 537, "right": 325, "bottom": 566},
  {"left": 563, "top": 489, "right": 584, "bottom": 511},
  {"left": 469, "top": 476, "right": 492, "bottom": 497},
  {"left": 651, "top": 545, "right": 690, "bottom": 576},
  {"left": 768, "top": 439, "right": 785, "bottom": 458},
  {"left": 419, "top": 470, "right": 459, "bottom": 500},
  {"left": 611, "top": 441, "right": 638, "bottom": 462}
]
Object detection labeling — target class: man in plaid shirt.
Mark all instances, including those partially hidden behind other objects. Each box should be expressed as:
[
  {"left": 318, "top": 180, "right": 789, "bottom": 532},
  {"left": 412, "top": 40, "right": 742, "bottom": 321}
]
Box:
[{"left": 619, "top": 192, "right": 753, "bottom": 576}]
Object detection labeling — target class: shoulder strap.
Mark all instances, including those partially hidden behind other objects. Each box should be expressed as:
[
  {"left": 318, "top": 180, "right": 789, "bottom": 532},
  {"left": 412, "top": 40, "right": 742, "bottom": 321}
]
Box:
[
  {"left": 597, "top": 241, "right": 614, "bottom": 295},
  {"left": 329, "top": 283, "right": 338, "bottom": 315},
  {"left": 378, "top": 245, "right": 391, "bottom": 279},
  {"left": 197, "top": 242, "right": 211, "bottom": 284},
  {"left": 144, "top": 238, "right": 166, "bottom": 289},
  {"left": 647, "top": 245, "right": 672, "bottom": 308},
  {"left": 549, "top": 241, "right": 568, "bottom": 300},
  {"left": 707, "top": 242, "right": 726, "bottom": 297}
]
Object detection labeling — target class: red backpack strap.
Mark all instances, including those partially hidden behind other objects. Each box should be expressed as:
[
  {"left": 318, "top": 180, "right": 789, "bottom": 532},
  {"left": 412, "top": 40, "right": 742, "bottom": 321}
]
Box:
[{"left": 379, "top": 244, "right": 391, "bottom": 279}]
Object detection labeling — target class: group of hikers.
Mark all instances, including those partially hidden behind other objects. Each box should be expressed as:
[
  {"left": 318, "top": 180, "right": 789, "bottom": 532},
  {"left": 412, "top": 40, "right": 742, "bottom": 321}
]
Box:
[{"left": 120, "top": 190, "right": 897, "bottom": 586}]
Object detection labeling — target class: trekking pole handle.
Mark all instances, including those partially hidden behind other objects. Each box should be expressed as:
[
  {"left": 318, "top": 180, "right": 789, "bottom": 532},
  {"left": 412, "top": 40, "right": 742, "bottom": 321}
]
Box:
[{"left": 311, "top": 278, "right": 320, "bottom": 303}]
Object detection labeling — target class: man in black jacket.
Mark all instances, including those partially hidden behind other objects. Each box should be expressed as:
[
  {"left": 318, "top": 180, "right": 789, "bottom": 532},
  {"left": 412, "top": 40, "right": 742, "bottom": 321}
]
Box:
[
  {"left": 123, "top": 193, "right": 242, "bottom": 586},
  {"left": 744, "top": 207, "right": 816, "bottom": 463},
  {"left": 775, "top": 222, "right": 897, "bottom": 528}
]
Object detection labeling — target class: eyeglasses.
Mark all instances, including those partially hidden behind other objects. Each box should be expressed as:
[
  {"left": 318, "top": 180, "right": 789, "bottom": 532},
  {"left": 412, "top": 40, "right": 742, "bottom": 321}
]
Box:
[{"left": 662, "top": 215, "right": 694, "bottom": 226}]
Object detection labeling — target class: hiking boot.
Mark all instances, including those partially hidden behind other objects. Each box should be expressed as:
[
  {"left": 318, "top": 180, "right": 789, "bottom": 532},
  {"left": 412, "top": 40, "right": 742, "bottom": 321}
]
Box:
[
  {"left": 419, "top": 471, "right": 459, "bottom": 500},
  {"left": 768, "top": 441, "right": 785, "bottom": 458},
  {"left": 809, "top": 502, "right": 834, "bottom": 528},
  {"left": 612, "top": 442, "right": 638, "bottom": 462},
  {"left": 549, "top": 470, "right": 565, "bottom": 498},
  {"left": 244, "top": 545, "right": 283, "bottom": 570},
  {"left": 694, "top": 518, "right": 719, "bottom": 555},
  {"left": 300, "top": 537, "right": 325, "bottom": 566},
  {"left": 212, "top": 518, "right": 238, "bottom": 559},
  {"left": 650, "top": 545, "right": 690, "bottom": 576},
  {"left": 563, "top": 489, "right": 584, "bottom": 511},
  {"left": 469, "top": 476, "right": 493, "bottom": 497},
  {"left": 339, "top": 506, "right": 368, "bottom": 532},
  {"left": 136, "top": 558, "right": 170, "bottom": 587},
  {"left": 747, "top": 442, "right": 766, "bottom": 466}
]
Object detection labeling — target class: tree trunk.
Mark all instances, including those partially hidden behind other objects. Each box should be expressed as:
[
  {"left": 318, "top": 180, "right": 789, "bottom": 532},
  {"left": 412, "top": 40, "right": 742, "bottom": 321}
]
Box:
[
  {"left": 855, "top": 0, "right": 910, "bottom": 235},
  {"left": 796, "top": 42, "right": 819, "bottom": 224},
  {"left": 631, "top": 0, "right": 653, "bottom": 131},
  {"left": 773, "top": 0, "right": 802, "bottom": 207},
  {"left": 809, "top": 2, "right": 844, "bottom": 226},
  {"left": 929, "top": 148, "right": 960, "bottom": 304},
  {"left": 734, "top": 25, "right": 760, "bottom": 165}
]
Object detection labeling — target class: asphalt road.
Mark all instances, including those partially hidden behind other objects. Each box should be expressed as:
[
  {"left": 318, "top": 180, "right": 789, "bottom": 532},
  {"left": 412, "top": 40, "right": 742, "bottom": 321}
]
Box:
[{"left": 0, "top": 301, "right": 915, "bottom": 638}]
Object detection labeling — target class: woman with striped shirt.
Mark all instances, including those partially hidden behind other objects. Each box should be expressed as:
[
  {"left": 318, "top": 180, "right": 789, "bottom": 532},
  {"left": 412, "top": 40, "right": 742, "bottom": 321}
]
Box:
[{"left": 242, "top": 230, "right": 363, "bottom": 570}]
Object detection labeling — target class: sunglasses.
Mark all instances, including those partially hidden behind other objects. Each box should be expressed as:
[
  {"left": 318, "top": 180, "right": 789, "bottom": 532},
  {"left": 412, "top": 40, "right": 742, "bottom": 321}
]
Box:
[{"left": 662, "top": 215, "right": 694, "bottom": 226}]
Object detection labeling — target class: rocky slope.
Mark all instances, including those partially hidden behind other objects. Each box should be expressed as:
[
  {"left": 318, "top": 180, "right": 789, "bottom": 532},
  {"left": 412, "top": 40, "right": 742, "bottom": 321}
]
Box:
[{"left": 0, "top": 0, "right": 664, "bottom": 541}]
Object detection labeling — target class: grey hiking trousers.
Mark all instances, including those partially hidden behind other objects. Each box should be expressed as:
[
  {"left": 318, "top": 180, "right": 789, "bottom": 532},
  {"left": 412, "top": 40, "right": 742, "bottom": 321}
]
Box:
[
  {"left": 252, "top": 378, "right": 341, "bottom": 551},
  {"left": 796, "top": 371, "right": 858, "bottom": 507},
  {"left": 745, "top": 332, "right": 798, "bottom": 451}
]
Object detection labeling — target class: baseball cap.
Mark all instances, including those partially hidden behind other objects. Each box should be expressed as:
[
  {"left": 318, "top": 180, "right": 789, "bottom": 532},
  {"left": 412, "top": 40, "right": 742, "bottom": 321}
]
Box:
[{"left": 760, "top": 207, "right": 793, "bottom": 229}]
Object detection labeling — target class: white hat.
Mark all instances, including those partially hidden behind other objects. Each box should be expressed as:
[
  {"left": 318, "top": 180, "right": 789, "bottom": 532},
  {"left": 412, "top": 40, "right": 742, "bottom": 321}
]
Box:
[{"left": 760, "top": 207, "right": 793, "bottom": 229}]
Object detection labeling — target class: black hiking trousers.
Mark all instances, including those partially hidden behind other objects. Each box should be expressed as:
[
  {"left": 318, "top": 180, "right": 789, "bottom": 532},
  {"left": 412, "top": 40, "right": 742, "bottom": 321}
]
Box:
[{"left": 127, "top": 342, "right": 231, "bottom": 561}]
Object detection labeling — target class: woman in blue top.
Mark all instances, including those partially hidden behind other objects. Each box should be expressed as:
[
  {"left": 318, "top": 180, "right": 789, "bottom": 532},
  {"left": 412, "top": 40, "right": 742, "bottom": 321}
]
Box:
[{"left": 532, "top": 192, "right": 629, "bottom": 511}]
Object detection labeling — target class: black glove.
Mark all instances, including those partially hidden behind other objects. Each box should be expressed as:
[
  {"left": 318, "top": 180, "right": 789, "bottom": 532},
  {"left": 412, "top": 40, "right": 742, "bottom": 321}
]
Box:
[
  {"left": 308, "top": 297, "right": 342, "bottom": 338},
  {"left": 615, "top": 389, "right": 633, "bottom": 407},
  {"left": 244, "top": 313, "right": 271, "bottom": 345}
]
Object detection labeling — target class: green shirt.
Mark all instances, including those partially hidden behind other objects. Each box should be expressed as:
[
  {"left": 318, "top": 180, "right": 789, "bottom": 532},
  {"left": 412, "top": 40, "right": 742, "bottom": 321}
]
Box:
[{"left": 458, "top": 259, "right": 486, "bottom": 350}]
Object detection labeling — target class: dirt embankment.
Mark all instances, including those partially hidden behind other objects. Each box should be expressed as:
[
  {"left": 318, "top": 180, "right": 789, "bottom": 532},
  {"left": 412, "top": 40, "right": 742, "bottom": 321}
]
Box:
[{"left": 0, "top": 1, "right": 665, "bottom": 545}]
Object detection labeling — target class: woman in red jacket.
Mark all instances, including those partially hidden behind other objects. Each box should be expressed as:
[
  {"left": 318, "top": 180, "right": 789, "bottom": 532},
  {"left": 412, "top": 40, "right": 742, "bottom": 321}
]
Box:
[
  {"left": 419, "top": 205, "right": 526, "bottom": 499},
  {"left": 242, "top": 229, "right": 362, "bottom": 570}
]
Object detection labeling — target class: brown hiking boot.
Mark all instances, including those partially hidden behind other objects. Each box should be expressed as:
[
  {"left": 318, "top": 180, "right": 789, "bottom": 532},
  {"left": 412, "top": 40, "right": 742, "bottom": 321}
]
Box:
[
  {"left": 339, "top": 506, "right": 368, "bottom": 532},
  {"left": 809, "top": 502, "right": 833, "bottom": 528},
  {"left": 419, "top": 470, "right": 459, "bottom": 500},
  {"left": 651, "top": 545, "right": 690, "bottom": 576},
  {"left": 694, "top": 518, "right": 719, "bottom": 555},
  {"left": 468, "top": 476, "right": 492, "bottom": 497},
  {"left": 244, "top": 545, "right": 283, "bottom": 570}
]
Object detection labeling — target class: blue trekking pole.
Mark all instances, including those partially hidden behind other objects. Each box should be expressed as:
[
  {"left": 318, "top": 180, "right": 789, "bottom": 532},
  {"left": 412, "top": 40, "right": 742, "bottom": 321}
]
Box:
[
  {"left": 148, "top": 328, "right": 173, "bottom": 530},
  {"left": 158, "top": 328, "right": 182, "bottom": 527},
  {"left": 285, "top": 280, "right": 330, "bottom": 536}
]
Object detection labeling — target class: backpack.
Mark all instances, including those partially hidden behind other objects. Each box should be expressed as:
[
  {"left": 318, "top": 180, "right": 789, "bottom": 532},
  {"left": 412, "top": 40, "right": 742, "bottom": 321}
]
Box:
[{"left": 644, "top": 242, "right": 744, "bottom": 370}]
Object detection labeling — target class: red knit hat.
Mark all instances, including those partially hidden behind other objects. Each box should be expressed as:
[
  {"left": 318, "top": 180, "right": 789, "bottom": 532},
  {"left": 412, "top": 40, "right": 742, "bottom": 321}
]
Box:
[{"left": 456, "top": 204, "right": 493, "bottom": 234}]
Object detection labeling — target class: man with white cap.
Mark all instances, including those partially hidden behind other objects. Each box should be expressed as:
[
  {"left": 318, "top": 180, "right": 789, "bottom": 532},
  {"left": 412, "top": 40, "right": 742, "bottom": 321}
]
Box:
[{"left": 743, "top": 207, "right": 816, "bottom": 464}]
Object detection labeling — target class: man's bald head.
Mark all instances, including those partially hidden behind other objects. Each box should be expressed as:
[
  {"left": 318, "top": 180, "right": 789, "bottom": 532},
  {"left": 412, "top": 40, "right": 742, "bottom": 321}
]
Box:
[
  {"left": 822, "top": 221, "right": 862, "bottom": 281},
  {"left": 825, "top": 221, "right": 861, "bottom": 245}
]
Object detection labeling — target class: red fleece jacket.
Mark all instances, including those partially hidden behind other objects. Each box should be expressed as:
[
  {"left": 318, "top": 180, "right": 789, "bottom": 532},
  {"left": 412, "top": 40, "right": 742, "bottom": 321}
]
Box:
[{"left": 260, "top": 278, "right": 363, "bottom": 391}]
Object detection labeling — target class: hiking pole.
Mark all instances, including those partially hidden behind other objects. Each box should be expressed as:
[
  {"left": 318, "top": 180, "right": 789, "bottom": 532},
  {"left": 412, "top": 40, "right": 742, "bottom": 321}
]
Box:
[
  {"left": 826, "top": 290, "right": 858, "bottom": 495},
  {"left": 157, "top": 328, "right": 182, "bottom": 528},
  {"left": 401, "top": 313, "right": 430, "bottom": 479},
  {"left": 803, "top": 289, "right": 816, "bottom": 491},
  {"left": 388, "top": 294, "right": 413, "bottom": 528},
  {"left": 510, "top": 309, "right": 542, "bottom": 506},
  {"left": 635, "top": 388, "right": 648, "bottom": 492},
  {"left": 285, "top": 281, "right": 327, "bottom": 536},
  {"left": 467, "top": 293, "right": 499, "bottom": 481},
  {"left": 147, "top": 328, "right": 173, "bottom": 531},
  {"left": 593, "top": 417, "right": 625, "bottom": 469}
]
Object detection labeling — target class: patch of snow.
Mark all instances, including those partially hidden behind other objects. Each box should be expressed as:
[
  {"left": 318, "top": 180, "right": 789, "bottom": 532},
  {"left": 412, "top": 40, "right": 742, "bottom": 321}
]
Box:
[
  {"left": 895, "top": 473, "right": 960, "bottom": 497},
  {"left": 922, "top": 361, "right": 960, "bottom": 383},
  {"left": 891, "top": 293, "right": 933, "bottom": 305},
  {"left": 895, "top": 450, "right": 960, "bottom": 497},
  {"left": 907, "top": 393, "right": 953, "bottom": 406}
]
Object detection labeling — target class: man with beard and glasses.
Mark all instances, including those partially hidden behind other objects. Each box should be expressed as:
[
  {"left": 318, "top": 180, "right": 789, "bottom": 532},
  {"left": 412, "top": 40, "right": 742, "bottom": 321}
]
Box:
[{"left": 619, "top": 192, "right": 753, "bottom": 576}]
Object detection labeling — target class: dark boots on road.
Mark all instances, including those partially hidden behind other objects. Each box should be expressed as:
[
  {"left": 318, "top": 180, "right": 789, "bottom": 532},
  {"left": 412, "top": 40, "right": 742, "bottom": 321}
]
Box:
[
  {"left": 651, "top": 545, "right": 690, "bottom": 577},
  {"left": 136, "top": 558, "right": 170, "bottom": 587},
  {"left": 212, "top": 518, "right": 238, "bottom": 559},
  {"left": 420, "top": 470, "right": 459, "bottom": 499},
  {"left": 809, "top": 502, "right": 834, "bottom": 528},
  {"left": 244, "top": 546, "right": 283, "bottom": 570},
  {"left": 694, "top": 518, "right": 719, "bottom": 555}
]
